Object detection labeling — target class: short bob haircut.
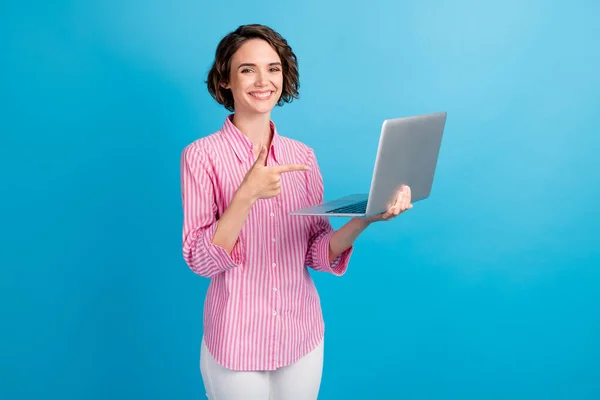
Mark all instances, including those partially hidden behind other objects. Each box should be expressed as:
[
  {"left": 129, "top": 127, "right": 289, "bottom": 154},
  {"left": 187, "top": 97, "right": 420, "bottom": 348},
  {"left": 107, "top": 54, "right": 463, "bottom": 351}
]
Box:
[{"left": 207, "top": 24, "right": 300, "bottom": 112}]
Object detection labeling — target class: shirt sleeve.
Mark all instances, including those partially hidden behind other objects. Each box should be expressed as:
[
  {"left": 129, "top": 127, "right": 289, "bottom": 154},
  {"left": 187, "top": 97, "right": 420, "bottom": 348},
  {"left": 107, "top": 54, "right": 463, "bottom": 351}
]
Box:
[
  {"left": 180, "top": 144, "right": 244, "bottom": 278},
  {"left": 303, "top": 148, "right": 353, "bottom": 276}
]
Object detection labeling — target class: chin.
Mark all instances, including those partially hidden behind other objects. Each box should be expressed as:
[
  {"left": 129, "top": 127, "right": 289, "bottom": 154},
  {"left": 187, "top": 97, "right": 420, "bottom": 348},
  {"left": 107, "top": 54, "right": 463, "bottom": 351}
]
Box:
[{"left": 248, "top": 103, "right": 277, "bottom": 115}]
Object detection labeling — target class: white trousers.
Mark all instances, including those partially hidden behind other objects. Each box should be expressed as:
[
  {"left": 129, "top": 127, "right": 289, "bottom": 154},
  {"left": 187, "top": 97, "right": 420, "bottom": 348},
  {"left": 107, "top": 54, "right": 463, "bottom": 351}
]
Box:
[{"left": 200, "top": 338, "right": 324, "bottom": 400}]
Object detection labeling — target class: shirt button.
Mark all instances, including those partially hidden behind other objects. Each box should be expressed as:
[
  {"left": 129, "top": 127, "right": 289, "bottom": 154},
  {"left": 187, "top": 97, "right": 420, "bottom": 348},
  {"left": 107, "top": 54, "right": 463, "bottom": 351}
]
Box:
[
  {"left": 273, "top": 287, "right": 278, "bottom": 291},
  {"left": 272, "top": 263, "right": 276, "bottom": 268},
  {"left": 270, "top": 212, "right": 275, "bottom": 217},
  {"left": 271, "top": 238, "right": 276, "bottom": 243},
  {"left": 273, "top": 311, "right": 277, "bottom": 316}
]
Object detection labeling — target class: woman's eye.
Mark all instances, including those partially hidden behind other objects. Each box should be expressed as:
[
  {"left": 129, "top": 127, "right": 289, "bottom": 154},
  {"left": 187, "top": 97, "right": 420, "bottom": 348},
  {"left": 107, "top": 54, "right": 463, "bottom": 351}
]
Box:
[
  {"left": 241, "top": 69, "right": 253, "bottom": 73},
  {"left": 270, "top": 68, "right": 281, "bottom": 72}
]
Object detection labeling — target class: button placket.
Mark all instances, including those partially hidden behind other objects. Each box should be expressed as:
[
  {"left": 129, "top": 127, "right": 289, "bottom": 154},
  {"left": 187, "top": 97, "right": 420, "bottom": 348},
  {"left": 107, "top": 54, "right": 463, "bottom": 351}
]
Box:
[
  {"left": 271, "top": 202, "right": 280, "bottom": 314},
  {"left": 269, "top": 198, "right": 282, "bottom": 367}
]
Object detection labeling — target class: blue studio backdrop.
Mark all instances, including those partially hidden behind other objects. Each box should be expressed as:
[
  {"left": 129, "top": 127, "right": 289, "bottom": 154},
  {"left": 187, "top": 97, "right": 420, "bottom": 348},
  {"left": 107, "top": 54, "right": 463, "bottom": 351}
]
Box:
[{"left": 1, "top": 0, "right": 599, "bottom": 399}]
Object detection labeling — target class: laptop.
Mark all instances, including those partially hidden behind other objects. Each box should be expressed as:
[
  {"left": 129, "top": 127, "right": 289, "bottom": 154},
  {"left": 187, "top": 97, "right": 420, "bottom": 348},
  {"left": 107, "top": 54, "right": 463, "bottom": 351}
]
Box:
[{"left": 289, "top": 112, "right": 447, "bottom": 217}]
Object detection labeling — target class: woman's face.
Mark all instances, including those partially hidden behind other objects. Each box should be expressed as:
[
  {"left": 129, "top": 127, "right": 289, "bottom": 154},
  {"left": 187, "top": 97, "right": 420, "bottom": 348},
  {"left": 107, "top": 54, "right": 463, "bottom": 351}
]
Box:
[{"left": 223, "top": 39, "right": 284, "bottom": 116}]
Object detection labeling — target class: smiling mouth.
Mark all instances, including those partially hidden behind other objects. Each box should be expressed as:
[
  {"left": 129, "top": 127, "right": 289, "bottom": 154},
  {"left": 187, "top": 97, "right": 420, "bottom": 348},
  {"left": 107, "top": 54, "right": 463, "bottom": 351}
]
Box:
[{"left": 249, "top": 91, "right": 274, "bottom": 100}]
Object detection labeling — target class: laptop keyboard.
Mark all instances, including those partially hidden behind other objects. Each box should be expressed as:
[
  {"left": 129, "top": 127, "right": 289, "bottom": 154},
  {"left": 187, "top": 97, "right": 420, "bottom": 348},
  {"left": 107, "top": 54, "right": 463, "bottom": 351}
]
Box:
[{"left": 325, "top": 200, "right": 368, "bottom": 214}]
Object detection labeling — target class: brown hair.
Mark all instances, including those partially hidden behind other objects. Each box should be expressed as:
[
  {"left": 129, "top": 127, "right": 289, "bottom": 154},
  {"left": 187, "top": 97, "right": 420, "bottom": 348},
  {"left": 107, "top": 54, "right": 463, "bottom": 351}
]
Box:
[{"left": 207, "top": 24, "right": 300, "bottom": 112}]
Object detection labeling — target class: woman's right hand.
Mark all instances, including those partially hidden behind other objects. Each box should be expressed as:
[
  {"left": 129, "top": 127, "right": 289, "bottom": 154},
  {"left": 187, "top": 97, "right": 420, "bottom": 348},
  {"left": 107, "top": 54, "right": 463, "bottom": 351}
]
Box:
[{"left": 239, "top": 145, "right": 310, "bottom": 202}]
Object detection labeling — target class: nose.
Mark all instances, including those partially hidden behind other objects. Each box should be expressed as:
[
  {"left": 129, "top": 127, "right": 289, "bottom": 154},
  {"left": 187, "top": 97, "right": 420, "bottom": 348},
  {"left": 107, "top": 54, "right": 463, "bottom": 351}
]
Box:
[{"left": 254, "top": 70, "right": 268, "bottom": 87}]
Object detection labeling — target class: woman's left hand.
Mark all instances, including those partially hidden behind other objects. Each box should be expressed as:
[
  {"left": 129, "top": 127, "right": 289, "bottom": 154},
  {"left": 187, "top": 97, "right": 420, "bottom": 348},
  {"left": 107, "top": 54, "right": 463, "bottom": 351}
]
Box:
[{"left": 362, "top": 185, "right": 413, "bottom": 223}]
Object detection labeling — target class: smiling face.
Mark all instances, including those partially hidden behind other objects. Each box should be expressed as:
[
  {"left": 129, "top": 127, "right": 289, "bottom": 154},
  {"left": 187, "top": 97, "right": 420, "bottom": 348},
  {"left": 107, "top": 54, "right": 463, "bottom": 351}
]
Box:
[{"left": 222, "top": 39, "right": 284, "bottom": 116}]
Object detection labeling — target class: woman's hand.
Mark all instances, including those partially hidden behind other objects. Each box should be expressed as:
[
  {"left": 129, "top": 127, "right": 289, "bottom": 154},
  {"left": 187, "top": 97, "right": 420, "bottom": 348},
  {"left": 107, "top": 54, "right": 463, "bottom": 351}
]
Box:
[
  {"left": 362, "top": 185, "right": 413, "bottom": 224},
  {"left": 239, "top": 145, "right": 310, "bottom": 202}
]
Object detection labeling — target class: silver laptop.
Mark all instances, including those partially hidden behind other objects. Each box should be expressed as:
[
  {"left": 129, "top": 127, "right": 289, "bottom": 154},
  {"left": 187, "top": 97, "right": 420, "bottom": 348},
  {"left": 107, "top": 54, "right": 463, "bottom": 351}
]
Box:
[{"left": 289, "top": 112, "right": 447, "bottom": 217}]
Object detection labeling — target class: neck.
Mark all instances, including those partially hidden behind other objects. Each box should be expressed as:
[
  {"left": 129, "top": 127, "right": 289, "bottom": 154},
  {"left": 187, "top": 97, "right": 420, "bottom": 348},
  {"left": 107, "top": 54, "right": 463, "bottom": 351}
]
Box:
[{"left": 231, "top": 111, "right": 273, "bottom": 152}]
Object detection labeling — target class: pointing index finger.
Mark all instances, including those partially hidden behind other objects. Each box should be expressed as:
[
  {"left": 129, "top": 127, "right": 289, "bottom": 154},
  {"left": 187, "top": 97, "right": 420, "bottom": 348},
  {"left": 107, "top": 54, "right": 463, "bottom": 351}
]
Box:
[{"left": 271, "top": 164, "right": 311, "bottom": 173}]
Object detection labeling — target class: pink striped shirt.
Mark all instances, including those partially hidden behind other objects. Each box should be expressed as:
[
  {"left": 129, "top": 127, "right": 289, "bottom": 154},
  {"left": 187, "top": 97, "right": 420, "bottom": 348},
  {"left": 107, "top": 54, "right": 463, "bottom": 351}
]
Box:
[{"left": 180, "top": 115, "right": 353, "bottom": 371}]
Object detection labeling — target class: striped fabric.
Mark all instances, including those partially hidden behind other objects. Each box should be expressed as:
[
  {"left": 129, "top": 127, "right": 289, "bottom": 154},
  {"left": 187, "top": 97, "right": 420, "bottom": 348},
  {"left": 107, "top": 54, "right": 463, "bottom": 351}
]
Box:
[{"left": 180, "top": 115, "right": 353, "bottom": 371}]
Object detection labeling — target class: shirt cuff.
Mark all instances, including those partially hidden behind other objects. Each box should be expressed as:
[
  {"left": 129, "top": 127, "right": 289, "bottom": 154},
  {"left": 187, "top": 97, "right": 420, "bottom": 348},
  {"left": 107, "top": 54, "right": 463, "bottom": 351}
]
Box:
[
  {"left": 202, "top": 222, "right": 244, "bottom": 273},
  {"left": 315, "top": 231, "right": 353, "bottom": 276}
]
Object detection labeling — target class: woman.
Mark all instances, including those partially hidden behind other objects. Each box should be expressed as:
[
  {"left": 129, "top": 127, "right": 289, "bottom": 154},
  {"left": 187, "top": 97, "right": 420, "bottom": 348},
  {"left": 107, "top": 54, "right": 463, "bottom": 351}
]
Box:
[{"left": 180, "top": 24, "right": 412, "bottom": 400}]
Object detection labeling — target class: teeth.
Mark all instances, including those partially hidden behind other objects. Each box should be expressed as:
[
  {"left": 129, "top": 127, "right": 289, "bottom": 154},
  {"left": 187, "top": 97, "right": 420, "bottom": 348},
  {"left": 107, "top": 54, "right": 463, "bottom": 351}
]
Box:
[{"left": 251, "top": 92, "right": 271, "bottom": 99}]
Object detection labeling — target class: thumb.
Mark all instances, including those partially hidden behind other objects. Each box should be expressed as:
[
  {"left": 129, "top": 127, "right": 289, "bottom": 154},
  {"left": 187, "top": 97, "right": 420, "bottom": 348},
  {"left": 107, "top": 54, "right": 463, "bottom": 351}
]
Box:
[{"left": 254, "top": 144, "right": 268, "bottom": 167}]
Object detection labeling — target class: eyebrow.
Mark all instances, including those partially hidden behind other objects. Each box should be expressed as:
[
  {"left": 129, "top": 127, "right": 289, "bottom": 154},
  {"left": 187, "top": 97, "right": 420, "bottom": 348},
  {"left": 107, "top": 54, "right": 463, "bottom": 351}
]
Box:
[{"left": 237, "top": 62, "right": 282, "bottom": 70}]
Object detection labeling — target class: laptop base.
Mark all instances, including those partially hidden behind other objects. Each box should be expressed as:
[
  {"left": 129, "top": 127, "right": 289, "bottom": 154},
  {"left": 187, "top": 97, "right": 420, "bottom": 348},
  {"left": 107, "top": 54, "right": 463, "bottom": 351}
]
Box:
[{"left": 289, "top": 194, "right": 370, "bottom": 217}]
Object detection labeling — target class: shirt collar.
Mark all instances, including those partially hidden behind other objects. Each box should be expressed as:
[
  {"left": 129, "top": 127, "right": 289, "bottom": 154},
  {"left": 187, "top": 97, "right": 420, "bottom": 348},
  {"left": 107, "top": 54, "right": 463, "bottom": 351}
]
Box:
[{"left": 220, "top": 114, "right": 287, "bottom": 164}]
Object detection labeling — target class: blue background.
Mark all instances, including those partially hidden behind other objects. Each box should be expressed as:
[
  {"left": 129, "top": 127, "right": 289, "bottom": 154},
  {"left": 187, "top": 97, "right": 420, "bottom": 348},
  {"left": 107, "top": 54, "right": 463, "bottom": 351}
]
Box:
[{"left": 2, "top": 0, "right": 599, "bottom": 399}]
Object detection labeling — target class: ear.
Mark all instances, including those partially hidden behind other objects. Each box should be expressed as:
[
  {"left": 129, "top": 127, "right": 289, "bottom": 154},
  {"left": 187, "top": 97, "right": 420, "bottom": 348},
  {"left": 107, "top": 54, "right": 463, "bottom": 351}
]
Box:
[{"left": 220, "top": 81, "right": 230, "bottom": 90}]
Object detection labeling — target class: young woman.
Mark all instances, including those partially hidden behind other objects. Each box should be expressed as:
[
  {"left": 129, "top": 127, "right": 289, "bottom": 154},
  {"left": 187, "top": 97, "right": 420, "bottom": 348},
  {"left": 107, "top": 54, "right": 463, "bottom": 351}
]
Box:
[{"left": 180, "top": 24, "right": 412, "bottom": 400}]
